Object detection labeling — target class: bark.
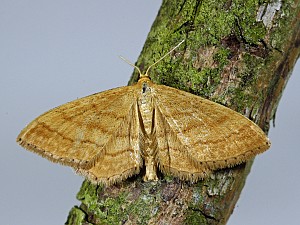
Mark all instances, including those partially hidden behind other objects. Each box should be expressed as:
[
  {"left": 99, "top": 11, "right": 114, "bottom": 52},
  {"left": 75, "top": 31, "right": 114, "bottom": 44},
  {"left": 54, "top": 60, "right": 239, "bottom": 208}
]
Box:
[{"left": 66, "top": 0, "right": 300, "bottom": 224}]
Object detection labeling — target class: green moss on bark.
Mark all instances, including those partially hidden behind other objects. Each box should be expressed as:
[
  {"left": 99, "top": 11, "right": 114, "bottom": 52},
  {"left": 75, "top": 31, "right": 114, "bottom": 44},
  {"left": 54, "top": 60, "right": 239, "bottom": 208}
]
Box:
[{"left": 65, "top": 206, "right": 90, "bottom": 225}]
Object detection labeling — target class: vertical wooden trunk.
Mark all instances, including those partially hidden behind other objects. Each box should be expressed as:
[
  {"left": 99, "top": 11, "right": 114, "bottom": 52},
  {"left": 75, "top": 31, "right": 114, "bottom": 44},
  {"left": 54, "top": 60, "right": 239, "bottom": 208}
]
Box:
[{"left": 66, "top": 0, "right": 300, "bottom": 224}]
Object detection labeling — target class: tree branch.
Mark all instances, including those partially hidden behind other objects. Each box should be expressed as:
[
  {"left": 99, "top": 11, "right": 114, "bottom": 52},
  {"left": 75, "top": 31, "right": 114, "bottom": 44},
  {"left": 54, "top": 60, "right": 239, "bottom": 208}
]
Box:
[{"left": 66, "top": 0, "right": 300, "bottom": 224}]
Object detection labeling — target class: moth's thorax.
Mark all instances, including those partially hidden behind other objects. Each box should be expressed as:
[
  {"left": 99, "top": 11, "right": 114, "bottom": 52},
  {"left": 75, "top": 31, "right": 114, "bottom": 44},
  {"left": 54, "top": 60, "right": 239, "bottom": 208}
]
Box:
[{"left": 138, "top": 79, "right": 154, "bottom": 135}]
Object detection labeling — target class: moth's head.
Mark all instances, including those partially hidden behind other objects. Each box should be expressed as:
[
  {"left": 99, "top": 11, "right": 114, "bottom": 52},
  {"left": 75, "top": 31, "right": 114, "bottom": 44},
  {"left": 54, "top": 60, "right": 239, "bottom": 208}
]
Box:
[
  {"left": 138, "top": 74, "right": 152, "bottom": 92},
  {"left": 139, "top": 73, "right": 151, "bottom": 81},
  {"left": 139, "top": 76, "right": 152, "bottom": 94}
]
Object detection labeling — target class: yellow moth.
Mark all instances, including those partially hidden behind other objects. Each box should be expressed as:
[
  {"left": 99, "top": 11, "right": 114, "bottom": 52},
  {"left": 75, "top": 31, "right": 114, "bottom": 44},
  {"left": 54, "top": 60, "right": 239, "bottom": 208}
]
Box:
[{"left": 17, "top": 41, "right": 270, "bottom": 185}]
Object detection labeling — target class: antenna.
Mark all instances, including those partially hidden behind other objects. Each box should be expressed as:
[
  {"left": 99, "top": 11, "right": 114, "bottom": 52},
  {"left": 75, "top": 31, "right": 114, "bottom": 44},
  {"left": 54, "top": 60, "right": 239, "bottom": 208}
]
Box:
[
  {"left": 119, "top": 55, "right": 142, "bottom": 76},
  {"left": 145, "top": 40, "right": 185, "bottom": 76},
  {"left": 119, "top": 39, "right": 185, "bottom": 77}
]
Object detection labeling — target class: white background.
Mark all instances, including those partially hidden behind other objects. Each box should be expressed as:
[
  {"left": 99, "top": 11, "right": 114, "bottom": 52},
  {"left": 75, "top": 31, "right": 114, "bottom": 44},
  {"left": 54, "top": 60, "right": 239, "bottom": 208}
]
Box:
[{"left": 1, "top": 1, "right": 299, "bottom": 224}]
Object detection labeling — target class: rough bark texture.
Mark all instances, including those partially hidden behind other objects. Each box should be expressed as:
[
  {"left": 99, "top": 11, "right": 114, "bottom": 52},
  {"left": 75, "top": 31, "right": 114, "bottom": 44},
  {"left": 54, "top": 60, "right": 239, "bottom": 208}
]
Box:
[{"left": 66, "top": 0, "right": 300, "bottom": 224}]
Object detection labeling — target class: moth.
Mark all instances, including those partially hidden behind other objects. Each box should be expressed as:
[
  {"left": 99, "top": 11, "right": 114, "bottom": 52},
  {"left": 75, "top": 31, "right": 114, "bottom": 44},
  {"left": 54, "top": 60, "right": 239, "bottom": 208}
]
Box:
[{"left": 17, "top": 41, "right": 271, "bottom": 185}]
